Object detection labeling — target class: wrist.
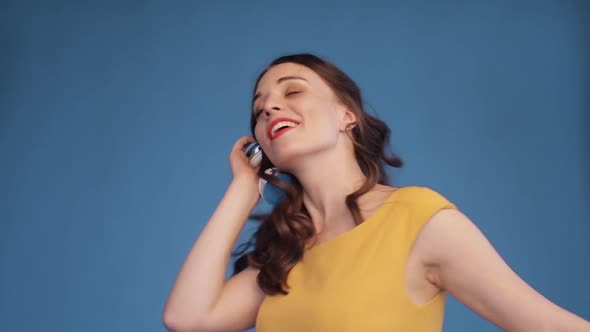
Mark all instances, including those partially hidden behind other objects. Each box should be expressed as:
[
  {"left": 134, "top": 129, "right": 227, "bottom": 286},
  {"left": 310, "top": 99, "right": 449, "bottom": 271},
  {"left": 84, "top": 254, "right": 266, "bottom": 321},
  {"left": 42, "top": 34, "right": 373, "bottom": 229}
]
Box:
[
  {"left": 231, "top": 175, "right": 258, "bottom": 187},
  {"left": 229, "top": 177, "right": 260, "bottom": 204}
]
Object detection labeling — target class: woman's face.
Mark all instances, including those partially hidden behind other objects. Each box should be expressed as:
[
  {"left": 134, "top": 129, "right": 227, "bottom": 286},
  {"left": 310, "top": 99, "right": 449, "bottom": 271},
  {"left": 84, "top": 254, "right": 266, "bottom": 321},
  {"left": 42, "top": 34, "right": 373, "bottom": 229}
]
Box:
[{"left": 252, "top": 62, "right": 353, "bottom": 169}]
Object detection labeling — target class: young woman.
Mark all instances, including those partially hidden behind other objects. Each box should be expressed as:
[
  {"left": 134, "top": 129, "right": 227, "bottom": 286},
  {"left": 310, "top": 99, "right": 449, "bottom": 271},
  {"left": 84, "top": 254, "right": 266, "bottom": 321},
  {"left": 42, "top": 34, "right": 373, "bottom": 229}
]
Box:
[{"left": 163, "top": 53, "right": 590, "bottom": 331}]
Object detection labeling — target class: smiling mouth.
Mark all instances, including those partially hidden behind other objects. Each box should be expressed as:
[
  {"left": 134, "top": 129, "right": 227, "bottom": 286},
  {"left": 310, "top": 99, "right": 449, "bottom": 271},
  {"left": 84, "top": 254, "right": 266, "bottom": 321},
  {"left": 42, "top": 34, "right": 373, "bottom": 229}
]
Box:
[
  {"left": 271, "top": 126, "right": 296, "bottom": 140},
  {"left": 268, "top": 118, "right": 300, "bottom": 140}
]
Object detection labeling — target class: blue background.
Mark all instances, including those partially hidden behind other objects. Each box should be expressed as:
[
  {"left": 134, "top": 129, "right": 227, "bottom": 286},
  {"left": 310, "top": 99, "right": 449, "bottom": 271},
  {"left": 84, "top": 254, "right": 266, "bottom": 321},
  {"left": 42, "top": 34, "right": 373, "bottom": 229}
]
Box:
[{"left": 1, "top": 1, "right": 588, "bottom": 331}]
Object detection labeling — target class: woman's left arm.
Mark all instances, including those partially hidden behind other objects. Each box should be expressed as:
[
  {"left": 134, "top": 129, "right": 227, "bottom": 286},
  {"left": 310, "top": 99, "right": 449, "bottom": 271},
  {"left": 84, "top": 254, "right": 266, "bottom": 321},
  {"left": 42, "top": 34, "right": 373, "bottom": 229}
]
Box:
[{"left": 418, "top": 209, "right": 590, "bottom": 332}]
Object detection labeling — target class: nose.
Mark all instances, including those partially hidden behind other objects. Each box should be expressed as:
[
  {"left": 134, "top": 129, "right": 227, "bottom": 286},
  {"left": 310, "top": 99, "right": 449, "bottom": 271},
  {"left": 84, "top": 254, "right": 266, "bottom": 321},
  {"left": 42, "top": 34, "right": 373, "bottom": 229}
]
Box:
[
  {"left": 259, "top": 95, "right": 283, "bottom": 118},
  {"left": 262, "top": 102, "right": 283, "bottom": 119},
  {"left": 262, "top": 106, "right": 281, "bottom": 118}
]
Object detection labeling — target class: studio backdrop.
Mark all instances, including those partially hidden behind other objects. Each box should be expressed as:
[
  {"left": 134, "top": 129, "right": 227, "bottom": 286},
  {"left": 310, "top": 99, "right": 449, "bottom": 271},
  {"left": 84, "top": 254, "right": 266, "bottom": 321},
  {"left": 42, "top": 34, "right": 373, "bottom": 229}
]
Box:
[{"left": 1, "top": 1, "right": 588, "bottom": 331}]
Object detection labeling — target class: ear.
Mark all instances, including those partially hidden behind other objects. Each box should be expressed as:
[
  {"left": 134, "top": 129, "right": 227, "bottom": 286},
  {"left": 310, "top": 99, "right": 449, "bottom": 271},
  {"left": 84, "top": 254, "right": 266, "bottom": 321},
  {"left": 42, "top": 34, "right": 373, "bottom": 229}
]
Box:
[{"left": 339, "top": 109, "right": 357, "bottom": 132}]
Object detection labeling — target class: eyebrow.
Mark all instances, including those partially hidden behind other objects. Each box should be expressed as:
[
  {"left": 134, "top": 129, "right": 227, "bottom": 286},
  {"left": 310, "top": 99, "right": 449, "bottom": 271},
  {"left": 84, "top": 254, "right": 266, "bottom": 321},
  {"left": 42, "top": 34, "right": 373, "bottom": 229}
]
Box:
[{"left": 252, "top": 76, "right": 308, "bottom": 107}]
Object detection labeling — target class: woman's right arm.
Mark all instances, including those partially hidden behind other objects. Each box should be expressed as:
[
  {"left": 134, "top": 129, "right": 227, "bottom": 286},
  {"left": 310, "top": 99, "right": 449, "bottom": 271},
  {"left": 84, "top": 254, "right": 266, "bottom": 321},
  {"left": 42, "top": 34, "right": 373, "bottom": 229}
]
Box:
[{"left": 162, "top": 136, "right": 266, "bottom": 332}]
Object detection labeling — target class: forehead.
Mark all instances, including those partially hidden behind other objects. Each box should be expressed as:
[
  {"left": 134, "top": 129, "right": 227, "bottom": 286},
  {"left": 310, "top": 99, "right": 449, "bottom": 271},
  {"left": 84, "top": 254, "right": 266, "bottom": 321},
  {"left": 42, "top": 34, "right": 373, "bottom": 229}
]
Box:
[{"left": 255, "top": 62, "right": 320, "bottom": 92}]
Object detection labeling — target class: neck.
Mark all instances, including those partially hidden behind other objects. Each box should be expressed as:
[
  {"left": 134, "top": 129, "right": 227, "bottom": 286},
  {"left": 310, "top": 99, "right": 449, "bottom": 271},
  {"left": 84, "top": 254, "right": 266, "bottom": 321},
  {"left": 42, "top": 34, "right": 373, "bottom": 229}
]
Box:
[{"left": 286, "top": 147, "right": 367, "bottom": 235}]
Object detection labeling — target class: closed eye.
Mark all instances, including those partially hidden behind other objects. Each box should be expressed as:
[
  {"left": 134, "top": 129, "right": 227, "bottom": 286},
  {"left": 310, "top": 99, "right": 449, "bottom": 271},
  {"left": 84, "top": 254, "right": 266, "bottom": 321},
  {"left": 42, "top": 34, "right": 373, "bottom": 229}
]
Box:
[{"left": 253, "top": 90, "right": 301, "bottom": 118}]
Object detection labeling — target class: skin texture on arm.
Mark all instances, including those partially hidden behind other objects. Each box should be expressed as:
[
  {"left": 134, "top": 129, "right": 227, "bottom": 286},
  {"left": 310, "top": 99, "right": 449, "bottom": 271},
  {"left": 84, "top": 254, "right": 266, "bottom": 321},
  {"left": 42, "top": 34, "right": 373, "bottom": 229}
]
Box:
[
  {"left": 190, "top": 267, "right": 265, "bottom": 332},
  {"left": 163, "top": 136, "right": 266, "bottom": 332},
  {"left": 415, "top": 209, "right": 590, "bottom": 332},
  {"left": 162, "top": 178, "right": 264, "bottom": 332}
]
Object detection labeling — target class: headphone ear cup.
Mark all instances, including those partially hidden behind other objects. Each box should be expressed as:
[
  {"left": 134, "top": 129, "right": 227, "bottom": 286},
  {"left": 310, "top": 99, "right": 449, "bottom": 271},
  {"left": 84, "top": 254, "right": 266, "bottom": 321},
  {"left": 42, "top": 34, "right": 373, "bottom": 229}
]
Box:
[
  {"left": 244, "top": 141, "right": 263, "bottom": 167},
  {"left": 249, "top": 150, "right": 262, "bottom": 167}
]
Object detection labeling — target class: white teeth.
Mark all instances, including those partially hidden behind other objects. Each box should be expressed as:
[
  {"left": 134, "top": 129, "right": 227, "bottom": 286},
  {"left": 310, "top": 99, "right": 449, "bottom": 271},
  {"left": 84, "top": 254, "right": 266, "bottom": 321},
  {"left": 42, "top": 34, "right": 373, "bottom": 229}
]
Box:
[{"left": 271, "top": 121, "right": 298, "bottom": 135}]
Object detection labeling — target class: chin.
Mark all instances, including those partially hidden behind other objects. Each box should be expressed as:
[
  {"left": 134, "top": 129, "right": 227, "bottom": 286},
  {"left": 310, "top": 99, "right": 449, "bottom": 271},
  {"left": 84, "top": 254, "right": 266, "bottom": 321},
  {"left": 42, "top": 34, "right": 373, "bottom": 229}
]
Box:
[
  {"left": 268, "top": 140, "right": 333, "bottom": 171},
  {"left": 267, "top": 152, "right": 300, "bottom": 171}
]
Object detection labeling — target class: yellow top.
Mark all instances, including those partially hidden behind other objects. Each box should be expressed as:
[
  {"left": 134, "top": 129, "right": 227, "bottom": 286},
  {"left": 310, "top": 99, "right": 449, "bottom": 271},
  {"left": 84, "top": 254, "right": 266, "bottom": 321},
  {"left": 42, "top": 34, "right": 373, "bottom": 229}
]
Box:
[{"left": 255, "top": 186, "right": 458, "bottom": 332}]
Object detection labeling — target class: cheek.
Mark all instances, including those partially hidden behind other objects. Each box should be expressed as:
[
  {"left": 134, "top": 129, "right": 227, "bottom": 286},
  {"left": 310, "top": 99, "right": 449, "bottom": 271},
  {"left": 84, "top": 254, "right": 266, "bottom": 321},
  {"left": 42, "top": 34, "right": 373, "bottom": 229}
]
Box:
[
  {"left": 254, "top": 123, "right": 266, "bottom": 142},
  {"left": 311, "top": 103, "right": 341, "bottom": 131}
]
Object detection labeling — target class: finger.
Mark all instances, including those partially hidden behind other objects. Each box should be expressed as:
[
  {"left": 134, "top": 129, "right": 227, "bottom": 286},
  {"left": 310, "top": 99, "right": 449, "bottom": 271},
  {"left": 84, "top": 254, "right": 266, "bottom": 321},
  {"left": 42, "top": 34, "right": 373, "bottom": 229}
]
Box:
[{"left": 235, "top": 136, "right": 256, "bottom": 152}]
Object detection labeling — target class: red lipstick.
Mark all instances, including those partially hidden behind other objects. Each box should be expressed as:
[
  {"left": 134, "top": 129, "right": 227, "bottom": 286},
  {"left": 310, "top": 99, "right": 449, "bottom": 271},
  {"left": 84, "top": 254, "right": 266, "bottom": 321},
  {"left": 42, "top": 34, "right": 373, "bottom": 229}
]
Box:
[{"left": 267, "top": 117, "right": 300, "bottom": 141}]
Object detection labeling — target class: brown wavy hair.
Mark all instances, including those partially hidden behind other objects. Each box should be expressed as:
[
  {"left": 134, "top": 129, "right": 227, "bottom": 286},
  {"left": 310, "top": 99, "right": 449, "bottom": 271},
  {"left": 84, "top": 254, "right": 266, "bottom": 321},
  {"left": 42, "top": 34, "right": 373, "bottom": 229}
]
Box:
[{"left": 232, "top": 53, "right": 403, "bottom": 295}]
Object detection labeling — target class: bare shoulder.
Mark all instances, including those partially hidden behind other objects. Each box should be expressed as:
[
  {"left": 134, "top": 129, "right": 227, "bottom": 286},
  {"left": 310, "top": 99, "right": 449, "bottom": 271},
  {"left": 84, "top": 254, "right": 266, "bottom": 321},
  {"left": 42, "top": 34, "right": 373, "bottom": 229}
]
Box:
[
  {"left": 409, "top": 208, "right": 590, "bottom": 330},
  {"left": 404, "top": 188, "right": 460, "bottom": 302},
  {"left": 413, "top": 208, "right": 474, "bottom": 266}
]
